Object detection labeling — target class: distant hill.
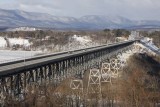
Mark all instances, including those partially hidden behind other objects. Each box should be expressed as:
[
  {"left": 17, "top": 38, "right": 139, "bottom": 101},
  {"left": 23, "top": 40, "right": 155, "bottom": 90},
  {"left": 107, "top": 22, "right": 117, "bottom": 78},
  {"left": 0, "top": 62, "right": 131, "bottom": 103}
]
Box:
[{"left": 0, "top": 8, "right": 160, "bottom": 30}]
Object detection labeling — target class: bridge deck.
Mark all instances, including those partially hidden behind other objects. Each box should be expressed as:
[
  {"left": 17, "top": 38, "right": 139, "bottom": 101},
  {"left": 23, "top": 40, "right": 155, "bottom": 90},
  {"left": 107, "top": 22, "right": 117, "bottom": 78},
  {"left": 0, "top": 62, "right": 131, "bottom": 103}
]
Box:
[{"left": 0, "top": 40, "right": 135, "bottom": 77}]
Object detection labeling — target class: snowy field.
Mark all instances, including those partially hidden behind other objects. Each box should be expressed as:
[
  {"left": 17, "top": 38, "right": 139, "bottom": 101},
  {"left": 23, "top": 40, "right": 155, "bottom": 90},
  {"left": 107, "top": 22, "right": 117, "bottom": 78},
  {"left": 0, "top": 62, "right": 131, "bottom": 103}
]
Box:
[
  {"left": 0, "top": 36, "right": 41, "bottom": 63},
  {"left": 0, "top": 37, "right": 31, "bottom": 47},
  {"left": 0, "top": 50, "right": 42, "bottom": 63}
]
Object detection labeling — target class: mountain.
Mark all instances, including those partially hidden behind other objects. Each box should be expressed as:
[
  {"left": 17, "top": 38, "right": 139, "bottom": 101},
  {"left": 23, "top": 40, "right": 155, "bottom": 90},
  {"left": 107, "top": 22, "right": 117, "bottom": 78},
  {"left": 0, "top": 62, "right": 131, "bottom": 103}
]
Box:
[
  {"left": 79, "top": 15, "right": 135, "bottom": 29},
  {"left": 0, "top": 9, "right": 80, "bottom": 29},
  {"left": 0, "top": 8, "right": 160, "bottom": 30}
]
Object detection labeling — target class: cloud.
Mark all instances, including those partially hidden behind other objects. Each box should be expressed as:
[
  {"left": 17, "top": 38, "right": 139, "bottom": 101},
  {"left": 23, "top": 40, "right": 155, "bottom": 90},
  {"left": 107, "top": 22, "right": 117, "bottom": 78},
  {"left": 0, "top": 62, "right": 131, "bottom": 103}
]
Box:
[{"left": 0, "top": 0, "right": 160, "bottom": 20}]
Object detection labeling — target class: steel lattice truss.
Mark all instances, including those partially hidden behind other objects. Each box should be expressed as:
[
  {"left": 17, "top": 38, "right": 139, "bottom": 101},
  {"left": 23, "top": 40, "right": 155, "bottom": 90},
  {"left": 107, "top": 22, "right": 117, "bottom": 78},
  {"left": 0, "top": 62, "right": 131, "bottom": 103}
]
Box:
[
  {"left": 101, "top": 63, "right": 112, "bottom": 83},
  {"left": 87, "top": 69, "right": 101, "bottom": 94},
  {"left": 70, "top": 79, "right": 83, "bottom": 94}
]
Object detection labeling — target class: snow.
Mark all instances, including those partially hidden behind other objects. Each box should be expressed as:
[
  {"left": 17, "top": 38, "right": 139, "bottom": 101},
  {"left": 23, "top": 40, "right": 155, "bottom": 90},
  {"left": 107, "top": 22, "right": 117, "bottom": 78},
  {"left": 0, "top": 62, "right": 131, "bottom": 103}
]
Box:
[
  {"left": 7, "top": 27, "right": 38, "bottom": 31},
  {"left": 8, "top": 38, "right": 30, "bottom": 46},
  {"left": 0, "top": 50, "right": 42, "bottom": 63},
  {"left": 141, "top": 37, "right": 152, "bottom": 43},
  {"left": 50, "top": 34, "right": 99, "bottom": 52},
  {"left": 118, "top": 51, "right": 132, "bottom": 63},
  {"left": 72, "top": 35, "right": 91, "bottom": 43},
  {"left": 0, "top": 36, "right": 41, "bottom": 63},
  {"left": 65, "top": 34, "right": 97, "bottom": 50},
  {"left": 116, "top": 37, "right": 127, "bottom": 41},
  {"left": 128, "top": 31, "right": 140, "bottom": 40},
  {"left": 118, "top": 39, "right": 160, "bottom": 66},
  {"left": 0, "top": 37, "right": 7, "bottom": 48},
  {"left": 0, "top": 36, "right": 31, "bottom": 47},
  {"left": 141, "top": 37, "right": 160, "bottom": 52}
]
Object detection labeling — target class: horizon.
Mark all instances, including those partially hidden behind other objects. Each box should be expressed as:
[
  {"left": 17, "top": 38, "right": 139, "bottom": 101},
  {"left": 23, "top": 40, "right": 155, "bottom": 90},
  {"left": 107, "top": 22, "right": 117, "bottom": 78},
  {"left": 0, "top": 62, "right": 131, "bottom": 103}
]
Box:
[{"left": 0, "top": 0, "right": 160, "bottom": 21}]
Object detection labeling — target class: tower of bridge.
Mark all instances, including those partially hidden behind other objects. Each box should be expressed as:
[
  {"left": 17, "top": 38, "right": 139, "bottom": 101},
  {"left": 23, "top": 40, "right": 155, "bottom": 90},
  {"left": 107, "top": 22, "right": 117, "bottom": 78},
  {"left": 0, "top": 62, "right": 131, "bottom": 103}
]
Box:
[{"left": 87, "top": 69, "right": 101, "bottom": 95}]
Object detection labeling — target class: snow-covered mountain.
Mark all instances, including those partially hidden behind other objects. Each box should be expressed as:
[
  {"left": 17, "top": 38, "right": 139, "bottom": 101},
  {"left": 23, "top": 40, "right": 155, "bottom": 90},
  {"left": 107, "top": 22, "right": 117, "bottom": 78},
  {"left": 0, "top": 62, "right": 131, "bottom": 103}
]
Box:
[
  {"left": 79, "top": 15, "right": 135, "bottom": 29},
  {"left": 0, "top": 8, "right": 79, "bottom": 29},
  {"left": 0, "top": 8, "right": 160, "bottom": 30}
]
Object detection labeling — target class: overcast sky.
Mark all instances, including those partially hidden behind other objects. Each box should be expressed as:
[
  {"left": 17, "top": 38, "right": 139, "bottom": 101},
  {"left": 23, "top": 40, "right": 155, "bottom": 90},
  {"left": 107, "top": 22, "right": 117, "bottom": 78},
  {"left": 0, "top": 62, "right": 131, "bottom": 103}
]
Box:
[{"left": 0, "top": 0, "right": 160, "bottom": 20}]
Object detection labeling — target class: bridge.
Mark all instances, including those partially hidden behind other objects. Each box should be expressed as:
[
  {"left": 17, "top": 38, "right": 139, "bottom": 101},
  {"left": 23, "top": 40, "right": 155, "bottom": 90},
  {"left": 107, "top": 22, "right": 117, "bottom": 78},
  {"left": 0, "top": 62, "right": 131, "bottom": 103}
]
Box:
[{"left": 0, "top": 39, "right": 148, "bottom": 100}]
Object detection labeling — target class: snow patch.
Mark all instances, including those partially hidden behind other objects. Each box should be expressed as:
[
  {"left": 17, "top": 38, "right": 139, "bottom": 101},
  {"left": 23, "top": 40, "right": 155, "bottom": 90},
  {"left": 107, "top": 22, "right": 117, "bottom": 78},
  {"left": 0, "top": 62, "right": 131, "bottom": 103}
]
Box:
[
  {"left": 0, "top": 37, "right": 7, "bottom": 48},
  {"left": 72, "top": 35, "right": 91, "bottom": 44},
  {"left": 0, "top": 50, "right": 42, "bottom": 63},
  {"left": 8, "top": 38, "right": 30, "bottom": 46},
  {"left": 7, "top": 27, "right": 39, "bottom": 31},
  {"left": 0, "top": 36, "right": 31, "bottom": 48},
  {"left": 141, "top": 37, "right": 159, "bottom": 52},
  {"left": 118, "top": 39, "right": 160, "bottom": 66}
]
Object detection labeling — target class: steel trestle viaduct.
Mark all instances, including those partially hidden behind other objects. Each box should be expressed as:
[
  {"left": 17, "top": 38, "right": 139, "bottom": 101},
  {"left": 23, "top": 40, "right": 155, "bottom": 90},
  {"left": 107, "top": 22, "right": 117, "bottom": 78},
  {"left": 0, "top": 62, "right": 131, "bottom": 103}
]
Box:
[{"left": 0, "top": 40, "right": 137, "bottom": 99}]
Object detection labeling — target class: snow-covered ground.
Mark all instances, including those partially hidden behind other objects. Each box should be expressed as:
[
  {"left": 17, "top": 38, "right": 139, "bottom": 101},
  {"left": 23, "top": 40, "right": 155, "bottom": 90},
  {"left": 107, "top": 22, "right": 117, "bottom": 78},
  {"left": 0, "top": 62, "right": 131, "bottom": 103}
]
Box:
[
  {"left": 49, "top": 34, "right": 98, "bottom": 52},
  {"left": 118, "top": 37, "right": 159, "bottom": 65},
  {"left": 6, "top": 27, "right": 39, "bottom": 31},
  {"left": 65, "top": 34, "right": 99, "bottom": 50},
  {"left": 0, "top": 36, "right": 31, "bottom": 48},
  {"left": 0, "top": 36, "right": 42, "bottom": 63},
  {"left": 8, "top": 38, "right": 31, "bottom": 46},
  {"left": 0, "top": 50, "right": 42, "bottom": 63},
  {"left": 140, "top": 37, "right": 159, "bottom": 52},
  {"left": 0, "top": 37, "right": 7, "bottom": 48},
  {"left": 72, "top": 35, "right": 91, "bottom": 43}
]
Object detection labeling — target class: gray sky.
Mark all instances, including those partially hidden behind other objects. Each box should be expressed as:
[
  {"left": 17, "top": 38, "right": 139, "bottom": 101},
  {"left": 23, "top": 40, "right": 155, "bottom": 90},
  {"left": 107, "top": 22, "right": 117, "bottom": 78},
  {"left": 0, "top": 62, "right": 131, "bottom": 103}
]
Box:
[{"left": 0, "top": 0, "right": 160, "bottom": 20}]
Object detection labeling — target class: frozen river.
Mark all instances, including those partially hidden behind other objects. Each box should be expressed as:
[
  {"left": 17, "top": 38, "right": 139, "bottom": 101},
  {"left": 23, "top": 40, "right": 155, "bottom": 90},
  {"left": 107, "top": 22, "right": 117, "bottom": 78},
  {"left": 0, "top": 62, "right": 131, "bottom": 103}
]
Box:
[{"left": 0, "top": 50, "right": 42, "bottom": 63}]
